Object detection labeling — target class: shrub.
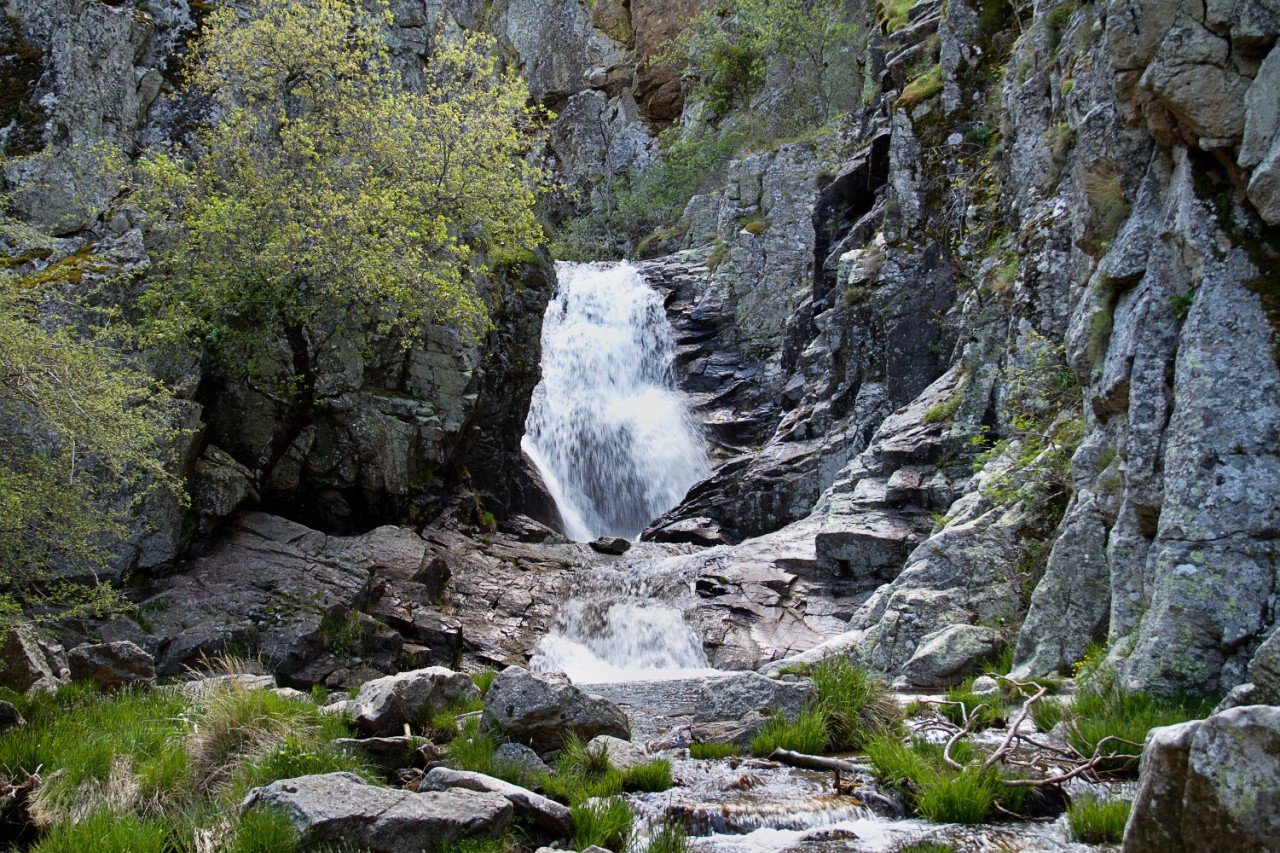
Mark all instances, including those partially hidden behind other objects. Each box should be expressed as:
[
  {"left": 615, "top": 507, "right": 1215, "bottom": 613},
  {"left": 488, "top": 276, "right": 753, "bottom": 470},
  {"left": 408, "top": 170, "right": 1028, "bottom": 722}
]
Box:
[
  {"left": 749, "top": 710, "right": 829, "bottom": 757},
  {"left": 688, "top": 741, "right": 741, "bottom": 760},
  {"left": 1066, "top": 797, "right": 1132, "bottom": 844},
  {"left": 810, "top": 656, "right": 901, "bottom": 750},
  {"left": 571, "top": 797, "right": 634, "bottom": 852},
  {"left": 29, "top": 809, "right": 171, "bottom": 853}
]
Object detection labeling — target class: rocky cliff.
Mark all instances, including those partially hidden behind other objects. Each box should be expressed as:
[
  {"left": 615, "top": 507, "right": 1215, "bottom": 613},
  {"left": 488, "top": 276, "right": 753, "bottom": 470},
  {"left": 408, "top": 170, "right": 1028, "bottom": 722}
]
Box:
[{"left": 4, "top": 0, "right": 1279, "bottom": 705}]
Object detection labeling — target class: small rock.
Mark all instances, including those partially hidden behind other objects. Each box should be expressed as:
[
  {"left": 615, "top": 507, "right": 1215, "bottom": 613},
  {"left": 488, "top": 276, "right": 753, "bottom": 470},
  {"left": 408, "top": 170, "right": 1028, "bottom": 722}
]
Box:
[
  {"left": 243, "top": 772, "right": 512, "bottom": 851},
  {"left": 180, "top": 673, "right": 276, "bottom": 697},
  {"left": 586, "top": 735, "right": 649, "bottom": 771},
  {"left": 588, "top": 536, "right": 631, "bottom": 555},
  {"left": 482, "top": 666, "right": 629, "bottom": 754},
  {"left": 969, "top": 675, "right": 1001, "bottom": 697},
  {"left": 351, "top": 667, "right": 480, "bottom": 736},
  {"left": 331, "top": 736, "right": 432, "bottom": 768},
  {"left": 493, "top": 742, "right": 549, "bottom": 776},
  {"left": 0, "top": 700, "right": 23, "bottom": 733},
  {"left": 68, "top": 641, "right": 156, "bottom": 690},
  {"left": 418, "top": 766, "right": 571, "bottom": 836}
]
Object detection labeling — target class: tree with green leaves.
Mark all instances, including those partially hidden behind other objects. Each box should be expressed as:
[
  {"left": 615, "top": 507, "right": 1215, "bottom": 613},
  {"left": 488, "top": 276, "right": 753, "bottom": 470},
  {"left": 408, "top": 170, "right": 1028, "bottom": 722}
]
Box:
[
  {"left": 670, "top": 0, "right": 860, "bottom": 124},
  {"left": 0, "top": 217, "right": 179, "bottom": 627},
  {"left": 135, "top": 0, "right": 546, "bottom": 486}
]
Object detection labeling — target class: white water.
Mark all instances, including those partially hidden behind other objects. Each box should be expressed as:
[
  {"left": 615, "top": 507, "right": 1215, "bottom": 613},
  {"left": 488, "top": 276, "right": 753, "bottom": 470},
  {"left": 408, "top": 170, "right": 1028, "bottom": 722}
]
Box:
[
  {"left": 522, "top": 261, "right": 710, "bottom": 541},
  {"left": 523, "top": 261, "right": 713, "bottom": 682}
]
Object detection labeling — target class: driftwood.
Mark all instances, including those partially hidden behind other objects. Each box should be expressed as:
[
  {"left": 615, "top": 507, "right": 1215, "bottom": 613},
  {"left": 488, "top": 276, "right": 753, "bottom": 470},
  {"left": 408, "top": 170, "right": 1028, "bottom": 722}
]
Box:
[{"left": 767, "top": 748, "right": 859, "bottom": 774}]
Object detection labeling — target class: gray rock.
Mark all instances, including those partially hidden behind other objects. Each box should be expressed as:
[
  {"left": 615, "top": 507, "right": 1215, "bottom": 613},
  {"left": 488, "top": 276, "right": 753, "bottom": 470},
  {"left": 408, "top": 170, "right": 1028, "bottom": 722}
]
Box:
[
  {"left": 331, "top": 736, "right": 432, "bottom": 768},
  {"left": 418, "top": 766, "right": 571, "bottom": 836},
  {"left": 586, "top": 735, "right": 649, "bottom": 771},
  {"left": 67, "top": 641, "right": 156, "bottom": 690},
  {"left": 352, "top": 667, "right": 479, "bottom": 736},
  {"left": 900, "top": 625, "right": 1006, "bottom": 688},
  {"left": 1247, "top": 630, "right": 1280, "bottom": 703},
  {"left": 0, "top": 700, "right": 23, "bottom": 734},
  {"left": 482, "top": 667, "right": 630, "bottom": 754},
  {"left": 1124, "top": 719, "right": 1201, "bottom": 853},
  {"left": 493, "top": 742, "right": 550, "bottom": 776},
  {"left": 180, "top": 673, "right": 277, "bottom": 698},
  {"left": 0, "top": 623, "right": 69, "bottom": 695},
  {"left": 243, "top": 772, "right": 512, "bottom": 852},
  {"left": 589, "top": 536, "right": 632, "bottom": 555}
]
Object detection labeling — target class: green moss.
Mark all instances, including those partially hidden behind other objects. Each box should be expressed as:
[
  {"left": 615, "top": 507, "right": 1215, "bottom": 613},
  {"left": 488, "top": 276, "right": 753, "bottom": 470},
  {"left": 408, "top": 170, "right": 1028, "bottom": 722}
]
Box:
[
  {"left": 897, "top": 65, "right": 943, "bottom": 111},
  {"left": 878, "top": 0, "right": 915, "bottom": 32},
  {"left": 0, "top": 15, "right": 49, "bottom": 156}
]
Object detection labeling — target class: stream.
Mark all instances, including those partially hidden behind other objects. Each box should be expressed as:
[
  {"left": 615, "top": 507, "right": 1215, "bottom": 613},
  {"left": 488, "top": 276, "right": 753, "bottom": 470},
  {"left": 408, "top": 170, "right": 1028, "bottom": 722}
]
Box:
[{"left": 521, "top": 262, "right": 1104, "bottom": 852}]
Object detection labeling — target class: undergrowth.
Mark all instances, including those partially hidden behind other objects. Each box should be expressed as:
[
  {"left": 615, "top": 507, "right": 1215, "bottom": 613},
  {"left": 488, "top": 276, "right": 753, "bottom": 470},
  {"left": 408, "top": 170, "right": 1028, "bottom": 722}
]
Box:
[{"left": 1066, "top": 796, "right": 1131, "bottom": 844}]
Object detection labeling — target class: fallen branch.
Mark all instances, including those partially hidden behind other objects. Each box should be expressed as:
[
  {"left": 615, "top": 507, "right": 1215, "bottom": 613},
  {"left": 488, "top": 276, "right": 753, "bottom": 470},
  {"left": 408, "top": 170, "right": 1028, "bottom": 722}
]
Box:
[{"left": 767, "top": 748, "right": 860, "bottom": 775}]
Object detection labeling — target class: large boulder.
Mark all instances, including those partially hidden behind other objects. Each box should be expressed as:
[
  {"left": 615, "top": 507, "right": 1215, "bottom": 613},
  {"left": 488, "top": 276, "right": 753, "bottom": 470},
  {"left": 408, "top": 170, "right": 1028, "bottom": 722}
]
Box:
[
  {"left": 351, "top": 667, "right": 479, "bottom": 736},
  {"left": 68, "top": 641, "right": 156, "bottom": 690},
  {"left": 243, "top": 772, "right": 511, "bottom": 852},
  {"left": 900, "top": 624, "right": 1006, "bottom": 688},
  {"left": 482, "top": 667, "right": 629, "bottom": 754},
  {"left": 418, "top": 767, "right": 571, "bottom": 836},
  {"left": 0, "top": 623, "right": 69, "bottom": 695},
  {"left": 1125, "top": 706, "right": 1280, "bottom": 851}
]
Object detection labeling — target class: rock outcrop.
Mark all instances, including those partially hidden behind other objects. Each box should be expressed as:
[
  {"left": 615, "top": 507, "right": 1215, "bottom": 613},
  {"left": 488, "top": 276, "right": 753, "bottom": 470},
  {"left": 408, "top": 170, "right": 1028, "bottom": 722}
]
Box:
[
  {"left": 350, "top": 667, "right": 480, "bottom": 736},
  {"left": 67, "top": 641, "right": 156, "bottom": 691},
  {"left": 481, "top": 666, "right": 630, "bottom": 754}
]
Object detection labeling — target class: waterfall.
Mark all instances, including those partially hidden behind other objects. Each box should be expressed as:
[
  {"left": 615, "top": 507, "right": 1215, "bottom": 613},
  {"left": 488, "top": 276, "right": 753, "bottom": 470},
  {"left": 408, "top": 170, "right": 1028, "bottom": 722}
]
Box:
[{"left": 522, "top": 261, "right": 710, "bottom": 542}]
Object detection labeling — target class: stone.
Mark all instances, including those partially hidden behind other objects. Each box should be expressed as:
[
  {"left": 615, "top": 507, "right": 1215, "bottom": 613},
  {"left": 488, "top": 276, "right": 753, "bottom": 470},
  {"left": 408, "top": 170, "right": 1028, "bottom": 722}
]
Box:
[
  {"left": 900, "top": 625, "right": 1005, "bottom": 688},
  {"left": 1125, "top": 706, "right": 1280, "bottom": 852},
  {"left": 1248, "top": 630, "right": 1280, "bottom": 703},
  {"left": 67, "top": 641, "right": 156, "bottom": 690},
  {"left": 418, "top": 767, "right": 572, "bottom": 836},
  {"left": 191, "top": 444, "right": 257, "bottom": 535},
  {"left": 0, "top": 700, "right": 23, "bottom": 734},
  {"left": 0, "top": 623, "right": 69, "bottom": 695},
  {"left": 243, "top": 772, "right": 512, "bottom": 852},
  {"left": 588, "top": 536, "right": 632, "bottom": 555},
  {"left": 1124, "top": 719, "right": 1201, "bottom": 852},
  {"left": 586, "top": 735, "right": 650, "bottom": 771},
  {"left": 351, "top": 667, "right": 480, "bottom": 736},
  {"left": 493, "top": 742, "right": 549, "bottom": 776},
  {"left": 180, "top": 673, "right": 277, "bottom": 698},
  {"left": 330, "top": 736, "right": 432, "bottom": 768},
  {"left": 482, "top": 667, "right": 630, "bottom": 754}
]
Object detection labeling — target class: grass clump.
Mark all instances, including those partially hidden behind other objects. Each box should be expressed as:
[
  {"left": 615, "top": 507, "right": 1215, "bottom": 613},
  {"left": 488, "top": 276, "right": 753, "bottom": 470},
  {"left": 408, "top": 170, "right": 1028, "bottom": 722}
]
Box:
[
  {"left": 897, "top": 65, "right": 943, "bottom": 110},
  {"left": 571, "top": 797, "right": 634, "bottom": 851},
  {"left": 620, "top": 759, "right": 673, "bottom": 793},
  {"left": 1062, "top": 688, "right": 1214, "bottom": 775},
  {"left": 538, "top": 736, "right": 672, "bottom": 806},
  {"left": 645, "top": 819, "right": 692, "bottom": 853},
  {"left": 1066, "top": 796, "right": 1131, "bottom": 844},
  {"left": 29, "top": 809, "right": 172, "bottom": 853},
  {"left": 940, "top": 679, "right": 1008, "bottom": 731},
  {"left": 226, "top": 806, "right": 301, "bottom": 853},
  {"left": 749, "top": 709, "right": 829, "bottom": 757},
  {"left": 866, "top": 735, "right": 1025, "bottom": 825},
  {"left": 471, "top": 668, "right": 498, "bottom": 695},
  {"left": 688, "top": 741, "right": 741, "bottom": 760},
  {"left": 810, "top": 656, "right": 901, "bottom": 750},
  {"left": 915, "top": 766, "right": 1001, "bottom": 824}
]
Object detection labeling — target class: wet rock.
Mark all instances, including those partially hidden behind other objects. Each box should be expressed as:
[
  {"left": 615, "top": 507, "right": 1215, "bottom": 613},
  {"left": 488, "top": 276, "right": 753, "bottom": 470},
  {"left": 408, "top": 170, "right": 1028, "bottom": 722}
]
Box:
[
  {"left": 418, "top": 767, "right": 571, "bottom": 836},
  {"left": 589, "top": 536, "right": 632, "bottom": 555},
  {"left": 899, "top": 625, "right": 1005, "bottom": 688},
  {"left": 0, "top": 623, "right": 69, "bottom": 695},
  {"left": 67, "top": 641, "right": 156, "bottom": 690},
  {"left": 243, "top": 772, "right": 512, "bottom": 852},
  {"left": 586, "top": 734, "right": 650, "bottom": 771},
  {"left": 482, "top": 666, "right": 630, "bottom": 754},
  {"left": 0, "top": 701, "right": 23, "bottom": 734},
  {"left": 351, "top": 667, "right": 479, "bottom": 736}
]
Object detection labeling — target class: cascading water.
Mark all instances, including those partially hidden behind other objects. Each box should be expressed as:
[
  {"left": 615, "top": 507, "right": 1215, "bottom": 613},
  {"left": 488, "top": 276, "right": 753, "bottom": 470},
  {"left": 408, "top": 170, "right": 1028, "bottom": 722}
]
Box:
[
  {"left": 523, "top": 261, "right": 714, "bottom": 682},
  {"left": 522, "top": 261, "right": 710, "bottom": 541}
]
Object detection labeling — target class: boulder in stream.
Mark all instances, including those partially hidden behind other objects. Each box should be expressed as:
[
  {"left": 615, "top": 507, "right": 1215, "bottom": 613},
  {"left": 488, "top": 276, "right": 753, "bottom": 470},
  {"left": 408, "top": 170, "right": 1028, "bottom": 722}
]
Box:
[{"left": 418, "top": 766, "right": 571, "bottom": 836}]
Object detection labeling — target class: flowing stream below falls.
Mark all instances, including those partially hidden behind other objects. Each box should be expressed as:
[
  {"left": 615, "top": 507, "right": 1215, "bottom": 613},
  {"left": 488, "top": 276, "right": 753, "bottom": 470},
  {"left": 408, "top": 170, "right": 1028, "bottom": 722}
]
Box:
[{"left": 518, "top": 262, "right": 1097, "bottom": 852}]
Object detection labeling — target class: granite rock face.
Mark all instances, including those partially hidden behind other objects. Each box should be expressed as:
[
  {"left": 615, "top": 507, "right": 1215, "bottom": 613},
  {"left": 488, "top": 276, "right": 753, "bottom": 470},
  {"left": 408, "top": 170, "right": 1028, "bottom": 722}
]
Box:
[
  {"left": 481, "top": 666, "right": 630, "bottom": 754},
  {"left": 67, "top": 641, "right": 156, "bottom": 691}
]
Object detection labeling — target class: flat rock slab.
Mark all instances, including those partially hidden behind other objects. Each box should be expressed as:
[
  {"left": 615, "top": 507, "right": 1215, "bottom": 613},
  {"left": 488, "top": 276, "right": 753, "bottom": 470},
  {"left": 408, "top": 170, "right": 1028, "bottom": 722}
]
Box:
[
  {"left": 244, "top": 772, "right": 512, "bottom": 852},
  {"left": 418, "top": 766, "right": 571, "bottom": 836}
]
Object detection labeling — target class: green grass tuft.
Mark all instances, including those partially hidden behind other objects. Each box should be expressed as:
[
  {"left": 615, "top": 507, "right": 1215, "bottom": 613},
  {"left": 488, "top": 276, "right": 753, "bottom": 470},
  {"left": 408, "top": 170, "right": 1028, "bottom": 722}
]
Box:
[
  {"left": 941, "top": 679, "right": 1007, "bottom": 731},
  {"left": 688, "top": 741, "right": 741, "bottom": 760},
  {"left": 810, "top": 656, "right": 901, "bottom": 751},
  {"left": 1063, "top": 689, "right": 1214, "bottom": 775},
  {"left": 227, "top": 806, "right": 301, "bottom": 853},
  {"left": 30, "top": 809, "right": 171, "bottom": 853},
  {"left": 1067, "top": 797, "right": 1132, "bottom": 844},
  {"left": 571, "top": 797, "right": 634, "bottom": 851},
  {"left": 749, "top": 709, "right": 829, "bottom": 757},
  {"left": 645, "top": 819, "right": 692, "bottom": 853},
  {"left": 471, "top": 668, "right": 498, "bottom": 696},
  {"left": 915, "top": 766, "right": 1001, "bottom": 824},
  {"left": 620, "top": 759, "right": 673, "bottom": 793}
]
